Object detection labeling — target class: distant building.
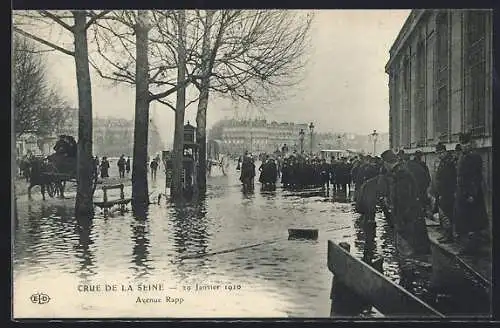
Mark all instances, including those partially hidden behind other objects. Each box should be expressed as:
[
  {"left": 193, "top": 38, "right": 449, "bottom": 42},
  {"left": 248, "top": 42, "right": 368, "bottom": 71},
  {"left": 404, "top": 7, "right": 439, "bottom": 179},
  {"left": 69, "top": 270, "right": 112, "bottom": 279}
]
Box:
[
  {"left": 209, "top": 119, "right": 309, "bottom": 154},
  {"left": 386, "top": 9, "right": 492, "bottom": 215},
  {"left": 19, "top": 107, "right": 165, "bottom": 158},
  {"left": 15, "top": 133, "right": 40, "bottom": 158}
]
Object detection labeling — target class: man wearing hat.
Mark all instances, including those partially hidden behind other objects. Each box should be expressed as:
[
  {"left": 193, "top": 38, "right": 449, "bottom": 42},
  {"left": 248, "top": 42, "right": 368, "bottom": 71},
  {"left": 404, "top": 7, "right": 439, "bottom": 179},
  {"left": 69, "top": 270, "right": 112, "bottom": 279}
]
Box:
[
  {"left": 397, "top": 149, "right": 408, "bottom": 163},
  {"left": 407, "top": 150, "right": 431, "bottom": 213},
  {"left": 434, "top": 142, "right": 457, "bottom": 243},
  {"left": 381, "top": 149, "right": 431, "bottom": 255},
  {"left": 454, "top": 132, "right": 489, "bottom": 253}
]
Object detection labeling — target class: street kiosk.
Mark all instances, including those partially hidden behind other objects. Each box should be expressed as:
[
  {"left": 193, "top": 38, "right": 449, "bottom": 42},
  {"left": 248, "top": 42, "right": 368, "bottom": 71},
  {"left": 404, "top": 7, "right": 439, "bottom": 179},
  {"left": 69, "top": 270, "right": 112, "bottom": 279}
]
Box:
[{"left": 162, "top": 122, "right": 199, "bottom": 194}]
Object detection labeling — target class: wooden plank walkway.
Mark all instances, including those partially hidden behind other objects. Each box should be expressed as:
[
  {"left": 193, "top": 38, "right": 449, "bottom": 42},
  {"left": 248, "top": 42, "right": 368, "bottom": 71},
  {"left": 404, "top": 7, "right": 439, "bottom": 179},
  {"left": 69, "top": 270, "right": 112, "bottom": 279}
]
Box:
[
  {"left": 427, "top": 226, "right": 492, "bottom": 294},
  {"left": 327, "top": 240, "right": 444, "bottom": 318}
]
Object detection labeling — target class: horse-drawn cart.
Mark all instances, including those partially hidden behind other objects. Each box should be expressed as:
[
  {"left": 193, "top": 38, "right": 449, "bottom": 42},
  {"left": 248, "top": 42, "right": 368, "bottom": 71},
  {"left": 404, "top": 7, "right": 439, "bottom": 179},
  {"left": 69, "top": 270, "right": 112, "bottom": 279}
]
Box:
[{"left": 25, "top": 135, "right": 99, "bottom": 200}]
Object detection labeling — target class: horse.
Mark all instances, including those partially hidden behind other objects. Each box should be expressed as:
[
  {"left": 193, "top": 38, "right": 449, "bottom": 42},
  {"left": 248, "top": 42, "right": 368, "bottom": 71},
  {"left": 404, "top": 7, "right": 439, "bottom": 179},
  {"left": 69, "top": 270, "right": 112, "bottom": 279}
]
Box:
[
  {"left": 26, "top": 157, "right": 65, "bottom": 200},
  {"left": 355, "top": 174, "right": 392, "bottom": 224}
]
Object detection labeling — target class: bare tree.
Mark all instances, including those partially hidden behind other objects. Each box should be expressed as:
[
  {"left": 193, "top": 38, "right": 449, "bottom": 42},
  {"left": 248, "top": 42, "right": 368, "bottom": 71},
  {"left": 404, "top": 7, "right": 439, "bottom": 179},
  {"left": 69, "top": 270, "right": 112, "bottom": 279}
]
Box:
[
  {"left": 89, "top": 10, "right": 200, "bottom": 202},
  {"left": 188, "top": 10, "right": 313, "bottom": 190},
  {"left": 13, "top": 36, "right": 68, "bottom": 138},
  {"left": 170, "top": 10, "right": 188, "bottom": 200},
  {"left": 13, "top": 10, "right": 111, "bottom": 218}
]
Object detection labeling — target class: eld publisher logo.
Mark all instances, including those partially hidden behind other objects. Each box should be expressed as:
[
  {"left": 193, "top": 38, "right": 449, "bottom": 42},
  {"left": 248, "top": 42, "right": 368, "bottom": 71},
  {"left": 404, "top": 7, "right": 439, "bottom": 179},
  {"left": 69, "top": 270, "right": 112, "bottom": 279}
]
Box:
[{"left": 30, "top": 293, "right": 51, "bottom": 305}]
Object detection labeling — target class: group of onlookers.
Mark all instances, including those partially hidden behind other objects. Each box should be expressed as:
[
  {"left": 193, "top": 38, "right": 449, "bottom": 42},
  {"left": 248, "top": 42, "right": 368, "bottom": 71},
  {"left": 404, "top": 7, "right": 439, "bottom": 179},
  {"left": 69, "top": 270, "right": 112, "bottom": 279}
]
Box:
[{"left": 93, "top": 155, "right": 131, "bottom": 179}]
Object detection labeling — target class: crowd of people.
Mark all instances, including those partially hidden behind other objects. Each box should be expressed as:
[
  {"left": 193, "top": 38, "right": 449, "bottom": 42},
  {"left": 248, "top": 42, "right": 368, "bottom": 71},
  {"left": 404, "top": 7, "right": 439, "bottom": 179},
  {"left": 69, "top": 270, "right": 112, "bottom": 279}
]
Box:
[
  {"left": 377, "top": 132, "right": 489, "bottom": 255},
  {"left": 92, "top": 155, "right": 163, "bottom": 181},
  {"left": 235, "top": 131, "right": 489, "bottom": 254},
  {"left": 236, "top": 149, "right": 387, "bottom": 193},
  {"left": 93, "top": 155, "right": 130, "bottom": 179}
]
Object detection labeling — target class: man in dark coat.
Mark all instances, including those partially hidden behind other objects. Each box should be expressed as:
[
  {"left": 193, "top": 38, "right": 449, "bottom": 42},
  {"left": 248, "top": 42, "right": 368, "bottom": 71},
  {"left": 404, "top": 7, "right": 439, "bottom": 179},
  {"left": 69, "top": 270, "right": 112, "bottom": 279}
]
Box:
[
  {"left": 240, "top": 153, "right": 256, "bottom": 188},
  {"left": 319, "top": 158, "right": 331, "bottom": 193},
  {"left": 54, "top": 135, "right": 70, "bottom": 155},
  {"left": 93, "top": 156, "right": 99, "bottom": 179},
  {"left": 330, "top": 158, "right": 339, "bottom": 191},
  {"left": 150, "top": 158, "right": 159, "bottom": 181},
  {"left": 434, "top": 142, "right": 457, "bottom": 243},
  {"left": 117, "top": 154, "right": 126, "bottom": 178},
  {"left": 126, "top": 157, "right": 131, "bottom": 175},
  {"left": 406, "top": 150, "right": 431, "bottom": 215},
  {"left": 454, "top": 133, "right": 489, "bottom": 253},
  {"left": 100, "top": 157, "right": 110, "bottom": 178},
  {"left": 381, "top": 149, "right": 430, "bottom": 256}
]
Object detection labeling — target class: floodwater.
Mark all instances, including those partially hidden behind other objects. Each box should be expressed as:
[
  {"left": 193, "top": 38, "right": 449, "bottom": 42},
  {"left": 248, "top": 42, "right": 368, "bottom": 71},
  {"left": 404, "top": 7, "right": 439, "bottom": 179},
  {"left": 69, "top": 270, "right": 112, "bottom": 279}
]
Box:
[{"left": 12, "top": 162, "right": 490, "bottom": 318}]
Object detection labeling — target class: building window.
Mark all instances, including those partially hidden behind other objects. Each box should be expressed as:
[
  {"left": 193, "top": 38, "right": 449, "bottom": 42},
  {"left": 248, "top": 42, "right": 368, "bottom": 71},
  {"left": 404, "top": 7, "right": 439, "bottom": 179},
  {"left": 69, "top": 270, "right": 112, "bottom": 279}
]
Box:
[
  {"left": 402, "top": 57, "right": 411, "bottom": 147},
  {"left": 435, "top": 11, "right": 450, "bottom": 141},
  {"left": 464, "top": 10, "right": 488, "bottom": 136},
  {"left": 415, "top": 40, "right": 427, "bottom": 146}
]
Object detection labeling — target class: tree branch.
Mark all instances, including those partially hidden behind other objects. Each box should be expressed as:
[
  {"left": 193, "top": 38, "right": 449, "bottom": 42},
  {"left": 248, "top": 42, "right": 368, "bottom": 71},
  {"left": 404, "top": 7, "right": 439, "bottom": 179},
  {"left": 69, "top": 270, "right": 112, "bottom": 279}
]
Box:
[
  {"left": 153, "top": 94, "right": 200, "bottom": 112},
  {"left": 85, "top": 10, "right": 111, "bottom": 29},
  {"left": 13, "top": 26, "right": 75, "bottom": 56},
  {"left": 149, "top": 78, "right": 192, "bottom": 101},
  {"left": 154, "top": 97, "right": 176, "bottom": 111},
  {"left": 38, "top": 10, "right": 74, "bottom": 32}
]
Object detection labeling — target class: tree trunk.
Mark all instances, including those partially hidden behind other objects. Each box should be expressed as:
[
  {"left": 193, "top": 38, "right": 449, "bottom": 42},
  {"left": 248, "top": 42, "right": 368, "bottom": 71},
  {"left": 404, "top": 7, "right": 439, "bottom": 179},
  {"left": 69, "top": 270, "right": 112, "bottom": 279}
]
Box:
[
  {"left": 171, "top": 10, "right": 187, "bottom": 200},
  {"left": 195, "top": 10, "right": 214, "bottom": 192},
  {"left": 73, "top": 12, "right": 94, "bottom": 218},
  {"left": 131, "top": 15, "right": 151, "bottom": 209},
  {"left": 196, "top": 80, "right": 210, "bottom": 191}
]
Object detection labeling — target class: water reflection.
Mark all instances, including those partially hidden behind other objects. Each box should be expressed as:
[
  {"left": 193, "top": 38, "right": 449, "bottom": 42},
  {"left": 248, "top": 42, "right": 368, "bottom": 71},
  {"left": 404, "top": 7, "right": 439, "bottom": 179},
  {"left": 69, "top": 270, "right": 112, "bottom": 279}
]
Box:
[
  {"left": 14, "top": 167, "right": 490, "bottom": 317},
  {"left": 170, "top": 198, "right": 210, "bottom": 279},
  {"left": 74, "top": 219, "right": 97, "bottom": 279},
  {"left": 132, "top": 203, "right": 149, "bottom": 220},
  {"left": 26, "top": 204, "right": 43, "bottom": 249},
  {"left": 130, "top": 220, "right": 153, "bottom": 278},
  {"left": 332, "top": 190, "right": 350, "bottom": 203},
  {"left": 260, "top": 184, "right": 277, "bottom": 193}
]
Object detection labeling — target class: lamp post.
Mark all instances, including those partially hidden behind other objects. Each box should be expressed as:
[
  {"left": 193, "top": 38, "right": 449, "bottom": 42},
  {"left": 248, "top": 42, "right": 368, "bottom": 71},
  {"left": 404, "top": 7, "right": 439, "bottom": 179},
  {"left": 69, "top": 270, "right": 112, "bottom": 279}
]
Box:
[
  {"left": 299, "top": 129, "right": 305, "bottom": 154},
  {"left": 370, "top": 129, "right": 379, "bottom": 155},
  {"left": 309, "top": 122, "right": 314, "bottom": 154}
]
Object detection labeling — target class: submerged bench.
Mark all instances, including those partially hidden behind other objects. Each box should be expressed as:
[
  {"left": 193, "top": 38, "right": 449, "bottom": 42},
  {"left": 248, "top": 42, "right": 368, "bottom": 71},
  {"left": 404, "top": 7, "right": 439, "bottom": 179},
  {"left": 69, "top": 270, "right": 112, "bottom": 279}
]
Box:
[{"left": 93, "top": 183, "right": 132, "bottom": 215}]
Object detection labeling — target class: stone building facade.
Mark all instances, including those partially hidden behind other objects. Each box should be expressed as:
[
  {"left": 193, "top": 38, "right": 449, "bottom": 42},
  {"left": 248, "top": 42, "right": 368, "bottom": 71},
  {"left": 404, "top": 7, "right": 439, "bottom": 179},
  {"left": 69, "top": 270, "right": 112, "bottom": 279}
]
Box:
[
  {"left": 386, "top": 9, "right": 493, "bottom": 216},
  {"left": 209, "top": 119, "right": 309, "bottom": 154}
]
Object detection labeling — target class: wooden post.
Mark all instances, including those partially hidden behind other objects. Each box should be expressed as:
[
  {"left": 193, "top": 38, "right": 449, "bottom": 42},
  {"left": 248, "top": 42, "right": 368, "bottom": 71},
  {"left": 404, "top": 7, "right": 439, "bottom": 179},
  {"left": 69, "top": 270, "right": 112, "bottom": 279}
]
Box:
[
  {"left": 102, "top": 188, "right": 108, "bottom": 217},
  {"left": 119, "top": 184, "right": 125, "bottom": 213}
]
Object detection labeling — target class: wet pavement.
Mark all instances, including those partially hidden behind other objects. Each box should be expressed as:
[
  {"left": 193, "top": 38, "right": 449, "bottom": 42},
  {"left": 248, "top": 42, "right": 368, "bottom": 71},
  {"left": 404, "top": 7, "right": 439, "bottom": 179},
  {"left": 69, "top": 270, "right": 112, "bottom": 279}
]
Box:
[{"left": 12, "top": 162, "right": 489, "bottom": 318}]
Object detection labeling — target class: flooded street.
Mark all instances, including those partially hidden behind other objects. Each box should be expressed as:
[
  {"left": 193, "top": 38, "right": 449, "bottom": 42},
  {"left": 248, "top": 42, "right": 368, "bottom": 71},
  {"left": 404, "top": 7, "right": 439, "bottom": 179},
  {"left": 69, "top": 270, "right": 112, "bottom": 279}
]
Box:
[
  {"left": 12, "top": 162, "right": 391, "bottom": 318},
  {"left": 12, "top": 162, "right": 484, "bottom": 318}
]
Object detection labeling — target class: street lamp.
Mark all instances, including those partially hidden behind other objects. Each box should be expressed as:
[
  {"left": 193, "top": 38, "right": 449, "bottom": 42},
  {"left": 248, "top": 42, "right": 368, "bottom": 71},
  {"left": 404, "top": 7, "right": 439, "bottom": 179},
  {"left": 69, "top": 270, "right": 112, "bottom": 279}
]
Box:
[
  {"left": 370, "top": 129, "right": 379, "bottom": 155},
  {"left": 299, "top": 129, "right": 305, "bottom": 154},
  {"left": 337, "top": 135, "right": 342, "bottom": 149},
  {"left": 309, "top": 122, "right": 315, "bottom": 154}
]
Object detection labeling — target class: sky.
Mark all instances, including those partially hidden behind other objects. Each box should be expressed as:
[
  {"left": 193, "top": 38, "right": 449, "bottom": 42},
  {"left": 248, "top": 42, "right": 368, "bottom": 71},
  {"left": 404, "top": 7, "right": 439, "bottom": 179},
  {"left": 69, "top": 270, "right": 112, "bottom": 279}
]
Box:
[{"left": 39, "top": 10, "right": 410, "bottom": 147}]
